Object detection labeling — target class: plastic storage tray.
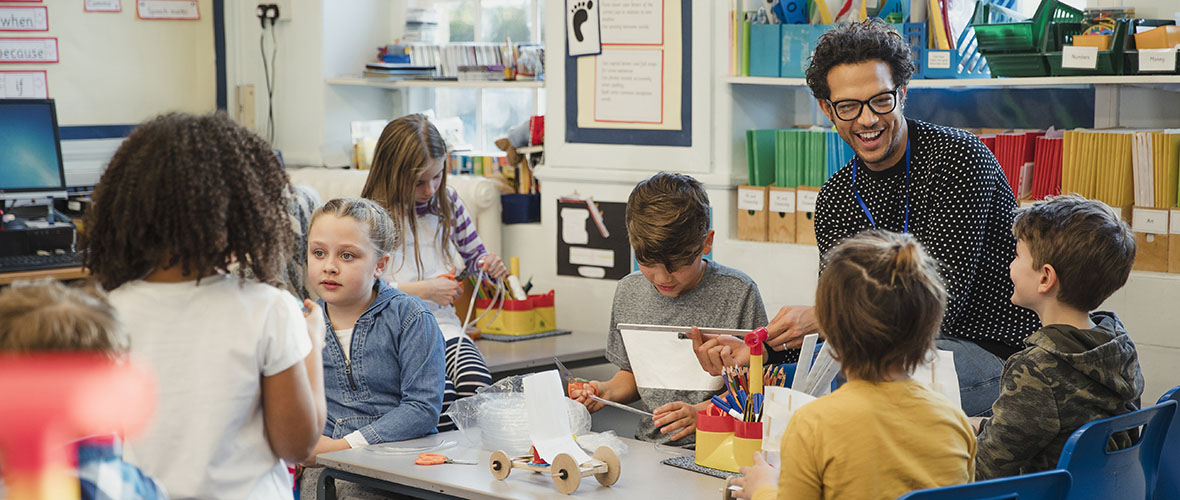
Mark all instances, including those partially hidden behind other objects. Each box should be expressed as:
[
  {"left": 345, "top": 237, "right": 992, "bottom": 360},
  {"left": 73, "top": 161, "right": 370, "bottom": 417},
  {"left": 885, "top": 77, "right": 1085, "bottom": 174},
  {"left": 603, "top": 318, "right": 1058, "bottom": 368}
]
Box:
[
  {"left": 972, "top": 0, "right": 1081, "bottom": 53},
  {"left": 1044, "top": 19, "right": 1129, "bottom": 76}
]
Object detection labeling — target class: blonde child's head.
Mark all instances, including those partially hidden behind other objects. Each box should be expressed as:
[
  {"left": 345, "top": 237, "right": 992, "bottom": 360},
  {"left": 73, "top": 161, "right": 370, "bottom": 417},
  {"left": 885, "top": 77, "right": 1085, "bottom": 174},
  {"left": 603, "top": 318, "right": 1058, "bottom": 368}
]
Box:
[
  {"left": 0, "top": 279, "right": 126, "bottom": 356},
  {"left": 625, "top": 172, "right": 714, "bottom": 298},
  {"left": 816, "top": 230, "right": 946, "bottom": 382},
  {"left": 361, "top": 114, "right": 451, "bottom": 276},
  {"left": 307, "top": 198, "right": 397, "bottom": 305},
  {"left": 83, "top": 112, "right": 293, "bottom": 290},
  {"left": 1010, "top": 194, "right": 1135, "bottom": 312}
]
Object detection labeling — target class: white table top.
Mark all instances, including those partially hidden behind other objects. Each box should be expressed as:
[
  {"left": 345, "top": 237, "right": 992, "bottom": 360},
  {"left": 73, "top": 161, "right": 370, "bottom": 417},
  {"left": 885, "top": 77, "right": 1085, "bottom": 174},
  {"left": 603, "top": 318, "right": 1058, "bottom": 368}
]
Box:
[
  {"left": 475, "top": 330, "right": 608, "bottom": 377},
  {"left": 316, "top": 431, "right": 726, "bottom": 499}
]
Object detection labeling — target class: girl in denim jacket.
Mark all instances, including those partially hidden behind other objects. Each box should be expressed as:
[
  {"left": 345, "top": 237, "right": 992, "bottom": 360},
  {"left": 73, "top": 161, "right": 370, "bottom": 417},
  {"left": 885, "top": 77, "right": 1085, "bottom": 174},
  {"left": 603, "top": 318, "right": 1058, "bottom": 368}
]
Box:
[{"left": 304, "top": 197, "right": 447, "bottom": 461}]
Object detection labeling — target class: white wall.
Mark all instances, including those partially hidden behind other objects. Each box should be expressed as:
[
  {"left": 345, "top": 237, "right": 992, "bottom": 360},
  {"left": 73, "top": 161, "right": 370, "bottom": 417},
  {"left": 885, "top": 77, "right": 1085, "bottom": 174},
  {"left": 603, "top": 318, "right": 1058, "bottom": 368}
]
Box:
[{"left": 15, "top": 1, "right": 216, "bottom": 126}]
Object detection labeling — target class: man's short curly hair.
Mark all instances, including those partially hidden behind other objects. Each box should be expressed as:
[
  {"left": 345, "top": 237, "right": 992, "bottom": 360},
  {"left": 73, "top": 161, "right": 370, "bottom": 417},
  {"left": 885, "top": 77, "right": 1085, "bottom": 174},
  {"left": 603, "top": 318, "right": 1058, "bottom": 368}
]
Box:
[
  {"left": 806, "top": 20, "right": 916, "bottom": 101},
  {"left": 83, "top": 112, "right": 294, "bottom": 290}
]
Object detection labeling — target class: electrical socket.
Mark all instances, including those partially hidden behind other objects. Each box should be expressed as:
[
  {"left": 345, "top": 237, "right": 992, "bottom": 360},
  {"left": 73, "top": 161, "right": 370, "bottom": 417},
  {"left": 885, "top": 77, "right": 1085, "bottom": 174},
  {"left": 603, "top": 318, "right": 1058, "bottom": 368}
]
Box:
[{"left": 257, "top": 0, "right": 291, "bottom": 22}]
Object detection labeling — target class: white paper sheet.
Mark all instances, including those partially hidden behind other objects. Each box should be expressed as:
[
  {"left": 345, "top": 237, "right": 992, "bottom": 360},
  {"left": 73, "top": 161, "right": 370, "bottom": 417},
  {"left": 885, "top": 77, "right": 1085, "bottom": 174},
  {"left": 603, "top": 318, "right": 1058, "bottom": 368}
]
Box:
[
  {"left": 593, "top": 49, "right": 664, "bottom": 124},
  {"left": 524, "top": 371, "right": 592, "bottom": 464},
  {"left": 619, "top": 327, "right": 724, "bottom": 391},
  {"left": 791, "top": 333, "right": 819, "bottom": 390},
  {"left": 911, "top": 349, "right": 961, "bottom": 410},
  {"left": 760, "top": 387, "right": 817, "bottom": 466}
]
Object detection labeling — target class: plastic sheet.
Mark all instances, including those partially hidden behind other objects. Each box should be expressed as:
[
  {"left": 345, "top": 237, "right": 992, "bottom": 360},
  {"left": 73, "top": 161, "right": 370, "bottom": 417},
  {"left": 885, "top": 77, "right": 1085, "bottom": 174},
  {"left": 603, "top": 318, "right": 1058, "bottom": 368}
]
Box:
[{"left": 442, "top": 375, "right": 591, "bottom": 456}]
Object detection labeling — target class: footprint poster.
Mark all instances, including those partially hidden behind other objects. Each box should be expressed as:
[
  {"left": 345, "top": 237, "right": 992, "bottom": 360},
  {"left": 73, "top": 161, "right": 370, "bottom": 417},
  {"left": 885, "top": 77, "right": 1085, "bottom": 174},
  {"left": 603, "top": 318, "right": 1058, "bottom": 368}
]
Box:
[{"left": 566, "top": 0, "right": 601, "bottom": 57}]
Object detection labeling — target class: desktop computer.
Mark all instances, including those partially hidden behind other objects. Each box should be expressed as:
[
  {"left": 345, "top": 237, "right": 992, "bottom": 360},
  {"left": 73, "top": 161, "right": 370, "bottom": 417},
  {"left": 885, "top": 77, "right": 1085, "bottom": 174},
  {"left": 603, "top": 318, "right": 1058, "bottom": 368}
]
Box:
[{"left": 0, "top": 98, "right": 80, "bottom": 272}]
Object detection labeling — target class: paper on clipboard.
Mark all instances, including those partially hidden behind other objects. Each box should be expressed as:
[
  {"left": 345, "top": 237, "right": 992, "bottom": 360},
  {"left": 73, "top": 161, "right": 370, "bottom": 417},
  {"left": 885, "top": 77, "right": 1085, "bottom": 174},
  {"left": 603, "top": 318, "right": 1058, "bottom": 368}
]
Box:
[
  {"left": 910, "top": 349, "right": 961, "bottom": 410},
  {"left": 617, "top": 323, "right": 729, "bottom": 392},
  {"left": 524, "top": 370, "right": 592, "bottom": 464}
]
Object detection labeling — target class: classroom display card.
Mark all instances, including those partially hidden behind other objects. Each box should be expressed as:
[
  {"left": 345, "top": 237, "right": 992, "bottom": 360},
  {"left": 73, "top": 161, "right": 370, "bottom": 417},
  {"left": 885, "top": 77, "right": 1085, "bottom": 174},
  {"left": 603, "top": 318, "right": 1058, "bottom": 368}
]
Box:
[
  {"left": 0, "top": 70, "right": 47, "bottom": 98},
  {"left": 566, "top": 0, "right": 601, "bottom": 56},
  {"left": 1061, "top": 46, "right": 1098, "bottom": 70},
  {"left": 137, "top": 0, "right": 199, "bottom": 20},
  {"left": 86, "top": 0, "right": 123, "bottom": 13},
  {"left": 0, "top": 7, "right": 48, "bottom": 31},
  {"left": 0, "top": 37, "right": 57, "bottom": 63},
  {"left": 594, "top": 49, "right": 663, "bottom": 124},
  {"left": 1139, "top": 49, "right": 1177, "bottom": 73},
  {"left": 556, "top": 199, "right": 629, "bottom": 280}
]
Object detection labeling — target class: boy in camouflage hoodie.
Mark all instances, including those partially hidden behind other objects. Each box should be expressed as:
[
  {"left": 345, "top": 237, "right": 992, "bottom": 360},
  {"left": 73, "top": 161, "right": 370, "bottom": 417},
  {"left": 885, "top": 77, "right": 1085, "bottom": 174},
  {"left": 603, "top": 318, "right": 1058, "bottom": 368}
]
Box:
[{"left": 974, "top": 194, "right": 1144, "bottom": 479}]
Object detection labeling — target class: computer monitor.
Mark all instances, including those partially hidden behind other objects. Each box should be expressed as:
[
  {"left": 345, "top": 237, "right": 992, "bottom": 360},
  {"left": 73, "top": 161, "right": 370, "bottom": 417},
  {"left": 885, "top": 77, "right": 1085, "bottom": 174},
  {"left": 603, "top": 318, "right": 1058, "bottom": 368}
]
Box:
[{"left": 0, "top": 98, "right": 66, "bottom": 202}]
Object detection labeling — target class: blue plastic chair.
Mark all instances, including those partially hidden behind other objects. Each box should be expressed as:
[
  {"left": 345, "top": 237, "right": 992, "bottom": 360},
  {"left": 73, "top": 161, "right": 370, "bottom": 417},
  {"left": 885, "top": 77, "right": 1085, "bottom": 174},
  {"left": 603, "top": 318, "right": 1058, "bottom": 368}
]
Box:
[
  {"left": 896, "top": 469, "right": 1071, "bottom": 500},
  {"left": 1056, "top": 400, "right": 1177, "bottom": 500},
  {"left": 1156, "top": 386, "right": 1180, "bottom": 500}
]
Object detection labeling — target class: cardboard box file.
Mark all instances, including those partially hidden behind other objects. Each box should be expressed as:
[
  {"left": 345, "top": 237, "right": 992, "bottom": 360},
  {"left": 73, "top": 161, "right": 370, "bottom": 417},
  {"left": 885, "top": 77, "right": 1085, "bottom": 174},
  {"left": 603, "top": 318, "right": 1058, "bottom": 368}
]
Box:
[
  {"left": 737, "top": 185, "right": 769, "bottom": 242},
  {"left": 1170, "top": 209, "right": 1180, "bottom": 273},
  {"left": 768, "top": 186, "right": 797, "bottom": 243},
  {"left": 795, "top": 186, "right": 820, "bottom": 245},
  {"left": 1132, "top": 207, "right": 1169, "bottom": 272}
]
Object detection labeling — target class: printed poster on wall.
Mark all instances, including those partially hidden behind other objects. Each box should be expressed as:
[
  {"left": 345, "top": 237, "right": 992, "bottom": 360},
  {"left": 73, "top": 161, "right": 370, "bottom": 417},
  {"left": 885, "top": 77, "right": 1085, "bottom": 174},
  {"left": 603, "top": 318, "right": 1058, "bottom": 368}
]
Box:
[
  {"left": 86, "top": 0, "right": 123, "bottom": 13},
  {"left": 137, "top": 0, "right": 199, "bottom": 20},
  {"left": 566, "top": 0, "right": 691, "bottom": 147},
  {"left": 0, "top": 6, "right": 48, "bottom": 31},
  {"left": 0, "top": 70, "right": 48, "bottom": 98},
  {"left": 556, "top": 199, "right": 630, "bottom": 280},
  {"left": 0, "top": 37, "right": 58, "bottom": 63}
]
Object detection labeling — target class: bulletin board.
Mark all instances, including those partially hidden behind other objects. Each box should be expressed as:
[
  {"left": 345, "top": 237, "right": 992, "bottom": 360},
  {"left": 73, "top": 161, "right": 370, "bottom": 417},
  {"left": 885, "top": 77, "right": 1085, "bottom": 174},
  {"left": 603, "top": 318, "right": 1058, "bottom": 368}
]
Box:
[
  {"left": 564, "top": 0, "right": 692, "bottom": 147},
  {"left": 0, "top": 0, "right": 217, "bottom": 130}
]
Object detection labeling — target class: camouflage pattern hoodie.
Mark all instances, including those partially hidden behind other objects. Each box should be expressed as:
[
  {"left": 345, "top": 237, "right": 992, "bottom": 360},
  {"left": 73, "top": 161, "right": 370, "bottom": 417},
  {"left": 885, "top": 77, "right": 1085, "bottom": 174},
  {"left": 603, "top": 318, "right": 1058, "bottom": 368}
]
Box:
[{"left": 975, "top": 311, "right": 1144, "bottom": 480}]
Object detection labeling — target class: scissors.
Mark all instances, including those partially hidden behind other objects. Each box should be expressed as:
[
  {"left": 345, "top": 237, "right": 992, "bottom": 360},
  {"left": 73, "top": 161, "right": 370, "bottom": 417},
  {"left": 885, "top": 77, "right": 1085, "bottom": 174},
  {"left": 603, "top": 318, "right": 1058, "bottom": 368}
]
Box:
[
  {"left": 414, "top": 453, "right": 477, "bottom": 465},
  {"left": 554, "top": 357, "right": 596, "bottom": 398}
]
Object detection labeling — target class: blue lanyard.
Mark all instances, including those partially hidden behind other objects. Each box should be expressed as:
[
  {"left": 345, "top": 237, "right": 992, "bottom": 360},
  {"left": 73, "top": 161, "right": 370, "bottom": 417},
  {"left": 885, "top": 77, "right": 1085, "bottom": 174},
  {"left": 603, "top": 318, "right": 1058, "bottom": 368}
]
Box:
[{"left": 851, "top": 139, "right": 911, "bottom": 233}]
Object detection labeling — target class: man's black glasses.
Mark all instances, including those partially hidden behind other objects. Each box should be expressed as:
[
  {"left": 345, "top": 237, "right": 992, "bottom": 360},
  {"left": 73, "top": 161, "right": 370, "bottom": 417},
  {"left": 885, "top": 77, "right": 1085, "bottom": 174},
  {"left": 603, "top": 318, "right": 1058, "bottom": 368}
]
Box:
[{"left": 827, "top": 88, "right": 900, "bottom": 121}]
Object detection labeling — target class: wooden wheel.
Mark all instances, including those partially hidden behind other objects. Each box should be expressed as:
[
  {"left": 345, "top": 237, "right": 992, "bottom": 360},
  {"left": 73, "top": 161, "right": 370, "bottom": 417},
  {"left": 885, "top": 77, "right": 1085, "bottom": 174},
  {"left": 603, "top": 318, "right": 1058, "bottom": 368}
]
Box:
[
  {"left": 489, "top": 450, "right": 512, "bottom": 480},
  {"left": 550, "top": 453, "right": 581, "bottom": 494},
  {"left": 592, "top": 446, "right": 621, "bottom": 486}
]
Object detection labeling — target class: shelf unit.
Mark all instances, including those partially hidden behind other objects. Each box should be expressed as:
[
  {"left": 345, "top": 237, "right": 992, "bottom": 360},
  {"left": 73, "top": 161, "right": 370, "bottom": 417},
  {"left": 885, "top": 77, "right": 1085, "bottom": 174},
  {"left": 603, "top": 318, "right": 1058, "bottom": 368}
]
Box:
[
  {"left": 724, "top": 75, "right": 1180, "bottom": 89},
  {"left": 325, "top": 77, "right": 546, "bottom": 89}
]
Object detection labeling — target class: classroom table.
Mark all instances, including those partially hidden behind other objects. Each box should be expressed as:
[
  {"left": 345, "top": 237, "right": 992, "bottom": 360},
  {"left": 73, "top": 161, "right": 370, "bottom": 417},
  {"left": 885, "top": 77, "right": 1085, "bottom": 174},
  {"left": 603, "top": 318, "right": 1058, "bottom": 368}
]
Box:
[
  {"left": 0, "top": 266, "right": 89, "bottom": 285},
  {"left": 315, "top": 431, "right": 726, "bottom": 500},
  {"left": 475, "top": 330, "right": 608, "bottom": 379}
]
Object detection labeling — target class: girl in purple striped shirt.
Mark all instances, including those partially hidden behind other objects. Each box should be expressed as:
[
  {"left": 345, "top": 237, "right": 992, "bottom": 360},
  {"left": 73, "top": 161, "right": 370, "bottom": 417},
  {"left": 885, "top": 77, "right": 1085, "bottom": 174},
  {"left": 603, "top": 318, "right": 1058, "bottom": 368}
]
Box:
[{"left": 361, "top": 114, "right": 501, "bottom": 430}]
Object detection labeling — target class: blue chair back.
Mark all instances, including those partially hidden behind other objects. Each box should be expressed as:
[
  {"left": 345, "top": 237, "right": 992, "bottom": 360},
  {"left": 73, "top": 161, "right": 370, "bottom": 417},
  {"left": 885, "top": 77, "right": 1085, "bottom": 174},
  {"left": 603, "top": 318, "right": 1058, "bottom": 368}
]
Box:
[
  {"left": 896, "top": 469, "right": 1071, "bottom": 500},
  {"left": 1056, "top": 400, "right": 1177, "bottom": 500},
  {"left": 1156, "top": 386, "right": 1180, "bottom": 500}
]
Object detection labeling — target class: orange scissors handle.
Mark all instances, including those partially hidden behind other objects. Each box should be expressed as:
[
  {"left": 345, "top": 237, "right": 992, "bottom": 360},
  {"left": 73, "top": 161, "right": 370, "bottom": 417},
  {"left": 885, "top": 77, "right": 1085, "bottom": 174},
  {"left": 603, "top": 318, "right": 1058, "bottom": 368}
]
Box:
[{"left": 414, "top": 453, "right": 477, "bottom": 465}]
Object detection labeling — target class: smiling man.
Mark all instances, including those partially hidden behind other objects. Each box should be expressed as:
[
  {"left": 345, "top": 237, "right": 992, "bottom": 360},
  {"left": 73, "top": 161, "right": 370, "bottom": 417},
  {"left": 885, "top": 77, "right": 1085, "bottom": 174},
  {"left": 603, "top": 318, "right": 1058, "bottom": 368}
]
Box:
[{"left": 740, "top": 21, "right": 1040, "bottom": 419}]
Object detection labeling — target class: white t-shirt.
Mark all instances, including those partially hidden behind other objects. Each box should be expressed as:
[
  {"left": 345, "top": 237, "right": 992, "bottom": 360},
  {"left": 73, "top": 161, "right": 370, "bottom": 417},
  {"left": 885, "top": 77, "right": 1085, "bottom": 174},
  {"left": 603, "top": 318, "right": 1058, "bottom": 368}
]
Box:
[
  {"left": 110, "top": 274, "right": 311, "bottom": 500},
  {"left": 335, "top": 328, "right": 353, "bottom": 361}
]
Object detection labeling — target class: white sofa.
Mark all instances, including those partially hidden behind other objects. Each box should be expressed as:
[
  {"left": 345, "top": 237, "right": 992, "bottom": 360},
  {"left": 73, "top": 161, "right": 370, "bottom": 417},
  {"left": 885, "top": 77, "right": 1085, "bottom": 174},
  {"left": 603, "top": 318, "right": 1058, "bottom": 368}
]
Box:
[{"left": 286, "top": 168, "right": 502, "bottom": 256}]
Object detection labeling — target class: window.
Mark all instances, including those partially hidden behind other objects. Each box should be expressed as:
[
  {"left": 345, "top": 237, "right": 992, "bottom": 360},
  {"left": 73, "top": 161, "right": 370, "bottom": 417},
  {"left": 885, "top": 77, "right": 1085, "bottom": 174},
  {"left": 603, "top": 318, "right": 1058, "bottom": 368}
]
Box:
[{"left": 421, "top": 0, "right": 543, "bottom": 152}]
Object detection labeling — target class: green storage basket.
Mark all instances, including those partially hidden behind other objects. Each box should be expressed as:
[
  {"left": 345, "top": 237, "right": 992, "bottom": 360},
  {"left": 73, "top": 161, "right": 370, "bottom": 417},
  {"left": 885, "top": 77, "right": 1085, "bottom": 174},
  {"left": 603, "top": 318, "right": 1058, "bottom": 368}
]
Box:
[
  {"left": 1044, "top": 19, "right": 1130, "bottom": 76},
  {"left": 984, "top": 52, "right": 1050, "bottom": 77},
  {"left": 972, "top": 0, "right": 1083, "bottom": 54}
]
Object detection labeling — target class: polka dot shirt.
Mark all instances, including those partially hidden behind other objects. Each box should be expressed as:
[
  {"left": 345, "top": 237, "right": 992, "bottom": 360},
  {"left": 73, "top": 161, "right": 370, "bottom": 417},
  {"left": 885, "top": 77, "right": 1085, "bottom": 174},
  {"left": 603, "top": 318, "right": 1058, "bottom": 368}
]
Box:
[{"left": 814, "top": 119, "right": 1040, "bottom": 357}]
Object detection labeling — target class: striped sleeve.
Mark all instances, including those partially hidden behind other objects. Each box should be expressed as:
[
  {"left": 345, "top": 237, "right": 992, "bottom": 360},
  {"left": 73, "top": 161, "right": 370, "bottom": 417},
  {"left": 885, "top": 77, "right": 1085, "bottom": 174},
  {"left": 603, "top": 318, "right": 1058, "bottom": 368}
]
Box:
[
  {"left": 448, "top": 188, "right": 488, "bottom": 274},
  {"left": 436, "top": 335, "right": 493, "bottom": 432}
]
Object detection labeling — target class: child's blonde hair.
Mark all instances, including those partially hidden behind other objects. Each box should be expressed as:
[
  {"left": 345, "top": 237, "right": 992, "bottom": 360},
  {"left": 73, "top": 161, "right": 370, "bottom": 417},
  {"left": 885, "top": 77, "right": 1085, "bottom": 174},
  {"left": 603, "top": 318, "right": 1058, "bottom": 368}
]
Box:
[
  {"left": 0, "top": 279, "right": 127, "bottom": 356},
  {"left": 360, "top": 114, "right": 452, "bottom": 276},
  {"left": 816, "top": 230, "right": 946, "bottom": 382},
  {"left": 310, "top": 198, "right": 398, "bottom": 256}
]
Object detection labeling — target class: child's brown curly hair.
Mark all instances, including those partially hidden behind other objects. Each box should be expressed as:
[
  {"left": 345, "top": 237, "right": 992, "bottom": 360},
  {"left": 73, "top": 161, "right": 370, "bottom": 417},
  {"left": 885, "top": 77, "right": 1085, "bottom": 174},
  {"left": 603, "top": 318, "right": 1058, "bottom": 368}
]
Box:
[{"left": 83, "top": 112, "right": 294, "bottom": 290}]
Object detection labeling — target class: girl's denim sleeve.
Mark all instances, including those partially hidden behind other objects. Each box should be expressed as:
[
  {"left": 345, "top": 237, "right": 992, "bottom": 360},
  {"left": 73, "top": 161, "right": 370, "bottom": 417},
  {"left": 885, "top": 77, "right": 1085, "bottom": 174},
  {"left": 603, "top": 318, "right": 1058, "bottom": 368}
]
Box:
[{"left": 356, "top": 309, "right": 447, "bottom": 443}]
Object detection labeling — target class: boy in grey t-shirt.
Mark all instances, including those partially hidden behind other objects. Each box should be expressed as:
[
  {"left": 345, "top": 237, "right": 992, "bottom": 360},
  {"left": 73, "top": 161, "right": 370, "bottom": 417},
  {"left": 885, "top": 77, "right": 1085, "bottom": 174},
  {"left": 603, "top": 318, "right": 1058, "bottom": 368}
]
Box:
[{"left": 571, "top": 173, "right": 768, "bottom": 446}]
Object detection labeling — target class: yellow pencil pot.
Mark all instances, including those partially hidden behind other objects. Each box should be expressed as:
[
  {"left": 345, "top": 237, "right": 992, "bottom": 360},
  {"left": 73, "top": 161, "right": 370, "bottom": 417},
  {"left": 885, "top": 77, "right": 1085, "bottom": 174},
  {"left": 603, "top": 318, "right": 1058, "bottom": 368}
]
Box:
[
  {"left": 474, "top": 291, "right": 556, "bottom": 336},
  {"left": 694, "top": 407, "right": 740, "bottom": 473},
  {"left": 732, "top": 420, "right": 764, "bottom": 468}
]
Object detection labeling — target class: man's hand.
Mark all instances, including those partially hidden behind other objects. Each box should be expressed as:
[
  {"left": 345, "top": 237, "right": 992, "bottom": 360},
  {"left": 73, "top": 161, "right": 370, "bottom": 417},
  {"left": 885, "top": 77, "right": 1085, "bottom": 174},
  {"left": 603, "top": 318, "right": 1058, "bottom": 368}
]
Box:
[
  {"left": 652, "top": 401, "right": 709, "bottom": 442},
  {"left": 731, "top": 452, "right": 778, "bottom": 499},
  {"left": 766, "top": 306, "right": 819, "bottom": 351},
  {"left": 688, "top": 326, "right": 750, "bottom": 376}
]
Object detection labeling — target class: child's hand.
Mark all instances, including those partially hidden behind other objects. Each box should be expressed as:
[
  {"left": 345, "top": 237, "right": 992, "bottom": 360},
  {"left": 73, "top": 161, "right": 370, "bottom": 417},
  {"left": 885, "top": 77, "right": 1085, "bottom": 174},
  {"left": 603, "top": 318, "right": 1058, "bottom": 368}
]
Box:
[
  {"left": 766, "top": 305, "right": 819, "bottom": 351},
  {"left": 418, "top": 277, "right": 464, "bottom": 306},
  {"left": 653, "top": 401, "right": 708, "bottom": 441},
  {"left": 303, "top": 436, "right": 350, "bottom": 466},
  {"left": 302, "top": 299, "right": 326, "bottom": 353},
  {"left": 731, "top": 452, "right": 778, "bottom": 499},
  {"left": 570, "top": 381, "right": 604, "bottom": 412},
  {"left": 478, "top": 253, "right": 508, "bottom": 280},
  {"left": 689, "top": 326, "right": 749, "bottom": 376}
]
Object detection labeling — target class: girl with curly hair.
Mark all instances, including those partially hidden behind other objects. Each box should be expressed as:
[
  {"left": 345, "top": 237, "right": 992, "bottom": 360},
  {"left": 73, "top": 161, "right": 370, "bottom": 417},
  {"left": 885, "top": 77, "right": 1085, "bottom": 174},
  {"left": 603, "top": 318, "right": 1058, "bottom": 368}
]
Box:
[{"left": 83, "top": 112, "right": 327, "bottom": 500}]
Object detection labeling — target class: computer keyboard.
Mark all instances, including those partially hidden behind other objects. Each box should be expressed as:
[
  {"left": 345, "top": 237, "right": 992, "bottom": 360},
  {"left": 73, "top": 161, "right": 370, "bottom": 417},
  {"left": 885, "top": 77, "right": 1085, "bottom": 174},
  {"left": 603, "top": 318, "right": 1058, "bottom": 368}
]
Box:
[{"left": 0, "top": 252, "right": 84, "bottom": 272}]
